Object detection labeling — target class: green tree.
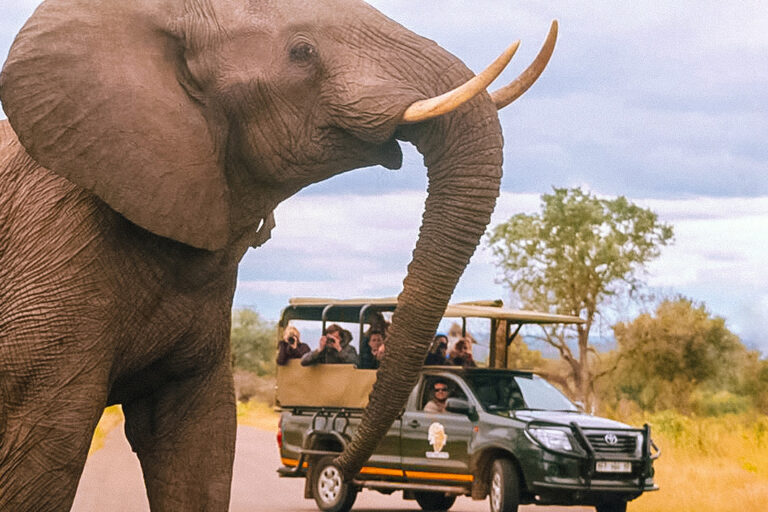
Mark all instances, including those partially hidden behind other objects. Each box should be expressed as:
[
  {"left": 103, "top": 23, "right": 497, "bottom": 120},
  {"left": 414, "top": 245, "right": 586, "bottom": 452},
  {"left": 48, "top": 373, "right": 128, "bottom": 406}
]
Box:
[
  {"left": 231, "top": 308, "right": 278, "bottom": 376},
  {"left": 737, "top": 354, "right": 768, "bottom": 413},
  {"left": 487, "top": 187, "right": 673, "bottom": 406},
  {"left": 613, "top": 298, "right": 746, "bottom": 412}
]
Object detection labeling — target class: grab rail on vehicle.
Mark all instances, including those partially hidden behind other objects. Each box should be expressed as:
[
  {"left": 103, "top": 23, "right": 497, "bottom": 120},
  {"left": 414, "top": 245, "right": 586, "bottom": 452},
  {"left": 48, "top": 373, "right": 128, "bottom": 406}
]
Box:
[
  {"left": 278, "top": 408, "right": 352, "bottom": 477},
  {"left": 304, "top": 409, "right": 351, "bottom": 457}
]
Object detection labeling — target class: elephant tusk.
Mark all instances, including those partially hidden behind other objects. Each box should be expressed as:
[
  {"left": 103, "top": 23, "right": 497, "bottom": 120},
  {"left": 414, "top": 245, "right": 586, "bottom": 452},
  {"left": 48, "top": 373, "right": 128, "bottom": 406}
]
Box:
[
  {"left": 490, "top": 20, "right": 558, "bottom": 109},
  {"left": 400, "top": 41, "right": 520, "bottom": 124}
]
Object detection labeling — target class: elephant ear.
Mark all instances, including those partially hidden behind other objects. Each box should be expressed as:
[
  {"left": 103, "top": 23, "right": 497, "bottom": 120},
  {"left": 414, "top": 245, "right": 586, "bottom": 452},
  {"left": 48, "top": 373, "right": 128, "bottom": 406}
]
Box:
[{"left": 0, "top": 0, "right": 229, "bottom": 251}]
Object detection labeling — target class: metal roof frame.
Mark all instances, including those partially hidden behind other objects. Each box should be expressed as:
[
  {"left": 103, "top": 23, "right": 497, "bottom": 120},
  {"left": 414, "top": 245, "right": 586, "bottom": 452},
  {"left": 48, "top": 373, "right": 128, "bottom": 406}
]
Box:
[{"left": 280, "top": 297, "right": 584, "bottom": 326}]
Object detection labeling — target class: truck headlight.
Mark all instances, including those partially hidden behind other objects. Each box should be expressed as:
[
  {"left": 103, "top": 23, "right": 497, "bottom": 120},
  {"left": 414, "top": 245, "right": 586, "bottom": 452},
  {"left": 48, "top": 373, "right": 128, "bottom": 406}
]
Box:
[{"left": 529, "top": 428, "right": 573, "bottom": 452}]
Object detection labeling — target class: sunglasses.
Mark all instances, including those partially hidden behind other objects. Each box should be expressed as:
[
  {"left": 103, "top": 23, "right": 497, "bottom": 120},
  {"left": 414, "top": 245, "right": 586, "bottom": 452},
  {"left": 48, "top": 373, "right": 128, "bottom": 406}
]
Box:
[{"left": 434, "top": 387, "right": 448, "bottom": 392}]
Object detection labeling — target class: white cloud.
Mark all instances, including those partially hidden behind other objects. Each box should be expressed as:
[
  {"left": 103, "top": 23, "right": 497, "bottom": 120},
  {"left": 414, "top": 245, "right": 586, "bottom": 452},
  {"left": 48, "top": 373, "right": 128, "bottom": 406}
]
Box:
[
  {"left": 239, "top": 191, "right": 768, "bottom": 351},
  {"left": 3, "top": 1, "right": 766, "bottom": 348},
  {"left": 238, "top": 273, "right": 404, "bottom": 299},
  {"left": 642, "top": 197, "right": 768, "bottom": 220},
  {"left": 642, "top": 198, "right": 768, "bottom": 299},
  {"left": 269, "top": 191, "right": 424, "bottom": 255}
]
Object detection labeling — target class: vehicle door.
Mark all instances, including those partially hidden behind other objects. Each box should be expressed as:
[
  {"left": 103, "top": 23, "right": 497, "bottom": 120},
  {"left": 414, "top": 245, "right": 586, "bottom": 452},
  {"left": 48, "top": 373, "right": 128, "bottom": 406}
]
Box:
[
  {"left": 400, "top": 374, "right": 475, "bottom": 484},
  {"left": 362, "top": 414, "right": 404, "bottom": 481}
]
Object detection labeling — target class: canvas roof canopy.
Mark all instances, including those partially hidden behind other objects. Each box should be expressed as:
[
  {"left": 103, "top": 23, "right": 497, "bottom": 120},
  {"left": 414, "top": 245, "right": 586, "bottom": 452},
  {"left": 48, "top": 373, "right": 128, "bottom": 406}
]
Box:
[
  {"left": 275, "top": 299, "right": 584, "bottom": 407},
  {"left": 279, "top": 297, "right": 584, "bottom": 326}
]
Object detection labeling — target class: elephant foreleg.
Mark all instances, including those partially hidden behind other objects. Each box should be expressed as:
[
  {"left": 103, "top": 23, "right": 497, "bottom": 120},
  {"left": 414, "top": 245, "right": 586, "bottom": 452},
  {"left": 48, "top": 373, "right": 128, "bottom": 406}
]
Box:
[
  {"left": 122, "top": 361, "right": 236, "bottom": 511},
  {"left": 0, "top": 375, "right": 108, "bottom": 511}
]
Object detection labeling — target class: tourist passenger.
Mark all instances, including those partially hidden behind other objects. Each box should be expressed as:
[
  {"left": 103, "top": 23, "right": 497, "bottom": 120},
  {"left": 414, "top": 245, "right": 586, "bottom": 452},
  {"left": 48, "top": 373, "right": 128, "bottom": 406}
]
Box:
[
  {"left": 449, "top": 337, "right": 476, "bottom": 367},
  {"left": 358, "top": 312, "right": 390, "bottom": 369},
  {"left": 447, "top": 322, "right": 463, "bottom": 350},
  {"left": 424, "top": 379, "right": 451, "bottom": 413},
  {"left": 300, "top": 323, "right": 358, "bottom": 365},
  {"left": 276, "top": 325, "right": 310, "bottom": 365},
  {"left": 424, "top": 334, "right": 448, "bottom": 365},
  {"left": 358, "top": 329, "right": 384, "bottom": 370}
]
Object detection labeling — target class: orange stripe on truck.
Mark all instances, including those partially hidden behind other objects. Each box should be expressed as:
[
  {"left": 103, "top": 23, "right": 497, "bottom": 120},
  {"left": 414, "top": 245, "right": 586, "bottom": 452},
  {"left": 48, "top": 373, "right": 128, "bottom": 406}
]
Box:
[
  {"left": 283, "top": 458, "right": 403, "bottom": 477},
  {"left": 359, "top": 466, "right": 405, "bottom": 477},
  {"left": 405, "top": 470, "right": 474, "bottom": 482},
  {"left": 283, "top": 459, "right": 469, "bottom": 482},
  {"left": 280, "top": 457, "right": 308, "bottom": 468}
]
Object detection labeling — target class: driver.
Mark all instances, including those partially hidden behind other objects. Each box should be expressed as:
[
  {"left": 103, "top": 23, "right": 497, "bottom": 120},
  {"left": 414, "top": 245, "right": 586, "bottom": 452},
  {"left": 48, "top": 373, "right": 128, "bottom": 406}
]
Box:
[{"left": 424, "top": 379, "right": 451, "bottom": 413}]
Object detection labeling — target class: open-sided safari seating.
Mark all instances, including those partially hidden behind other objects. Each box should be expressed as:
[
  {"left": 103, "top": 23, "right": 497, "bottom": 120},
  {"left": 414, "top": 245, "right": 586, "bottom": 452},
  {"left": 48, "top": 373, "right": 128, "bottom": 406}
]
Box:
[{"left": 275, "top": 297, "right": 584, "bottom": 408}]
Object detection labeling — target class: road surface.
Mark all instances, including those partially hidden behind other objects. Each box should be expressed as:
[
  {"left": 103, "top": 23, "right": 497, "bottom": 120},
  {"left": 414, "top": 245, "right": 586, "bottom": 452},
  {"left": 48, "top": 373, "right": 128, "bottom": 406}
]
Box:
[{"left": 73, "top": 425, "right": 591, "bottom": 512}]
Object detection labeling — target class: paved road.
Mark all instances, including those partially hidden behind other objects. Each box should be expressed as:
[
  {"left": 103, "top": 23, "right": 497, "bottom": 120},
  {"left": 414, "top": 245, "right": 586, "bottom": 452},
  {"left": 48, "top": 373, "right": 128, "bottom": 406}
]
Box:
[{"left": 73, "top": 425, "right": 591, "bottom": 512}]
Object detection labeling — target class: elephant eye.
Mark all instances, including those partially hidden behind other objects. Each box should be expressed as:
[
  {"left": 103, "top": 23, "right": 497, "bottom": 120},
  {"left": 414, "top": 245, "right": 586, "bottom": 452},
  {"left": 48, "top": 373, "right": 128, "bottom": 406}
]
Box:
[{"left": 289, "top": 41, "right": 317, "bottom": 64}]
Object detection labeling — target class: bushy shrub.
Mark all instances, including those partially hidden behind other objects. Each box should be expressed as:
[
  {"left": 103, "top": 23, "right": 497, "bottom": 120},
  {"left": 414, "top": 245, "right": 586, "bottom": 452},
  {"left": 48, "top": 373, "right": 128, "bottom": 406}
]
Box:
[
  {"left": 231, "top": 308, "right": 277, "bottom": 376},
  {"left": 649, "top": 410, "right": 691, "bottom": 445},
  {"left": 233, "top": 369, "right": 276, "bottom": 404},
  {"left": 604, "top": 298, "right": 768, "bottom": 416},
  {"left": 691, "top": 390, "right": 751, "bottom": 416}
]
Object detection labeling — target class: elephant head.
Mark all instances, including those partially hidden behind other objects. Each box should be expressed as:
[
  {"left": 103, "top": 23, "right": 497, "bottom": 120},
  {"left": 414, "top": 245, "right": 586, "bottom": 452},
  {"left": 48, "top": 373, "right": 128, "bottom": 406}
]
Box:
[{"left": 0, "top": 0, "right": 555, "bottom": 491}]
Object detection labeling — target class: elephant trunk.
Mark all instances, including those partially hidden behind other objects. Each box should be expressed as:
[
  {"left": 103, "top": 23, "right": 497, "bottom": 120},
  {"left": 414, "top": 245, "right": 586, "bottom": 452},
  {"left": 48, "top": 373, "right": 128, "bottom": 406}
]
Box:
[{"left": 335, "top": 91, "right": 503, "bottom": 476}]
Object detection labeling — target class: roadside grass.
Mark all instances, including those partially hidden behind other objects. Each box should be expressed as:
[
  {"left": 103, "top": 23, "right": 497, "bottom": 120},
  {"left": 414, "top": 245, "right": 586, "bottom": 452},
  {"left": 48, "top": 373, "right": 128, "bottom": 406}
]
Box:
[
  {"left": 237, "top": 399, "right": 280, "bottom": 431},
  {"left": 627, "top": 411, "right": 768, "bottom": 512},
  {"left": 87, "top": 399, "right": 279, "bottom": 456}
]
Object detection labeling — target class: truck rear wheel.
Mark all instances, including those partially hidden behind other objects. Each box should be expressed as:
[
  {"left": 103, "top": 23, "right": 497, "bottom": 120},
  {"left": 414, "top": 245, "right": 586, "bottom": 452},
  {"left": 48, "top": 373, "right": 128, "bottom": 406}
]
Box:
[
  {"left": 311, "top": 456, "right": 358, "bottom": 512},
  {"left": 489, "top": 459, "right": 520, "bottom": 512},
  {"left": 414, "top": 491, "right": 457, "bottom": 511}
]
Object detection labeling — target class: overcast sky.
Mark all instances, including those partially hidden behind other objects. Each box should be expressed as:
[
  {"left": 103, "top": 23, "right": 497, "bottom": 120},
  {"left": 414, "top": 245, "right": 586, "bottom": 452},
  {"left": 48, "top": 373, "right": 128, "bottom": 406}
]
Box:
[{"left": 2, "top": 1, "right": 767, "bottom": 350}]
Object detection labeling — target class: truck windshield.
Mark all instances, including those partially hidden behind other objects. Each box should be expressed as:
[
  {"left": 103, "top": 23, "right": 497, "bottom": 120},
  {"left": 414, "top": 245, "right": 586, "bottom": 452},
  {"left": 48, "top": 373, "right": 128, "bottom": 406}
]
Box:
[{"left": 465, "top": 373, "right": 578, "bottom": 413}]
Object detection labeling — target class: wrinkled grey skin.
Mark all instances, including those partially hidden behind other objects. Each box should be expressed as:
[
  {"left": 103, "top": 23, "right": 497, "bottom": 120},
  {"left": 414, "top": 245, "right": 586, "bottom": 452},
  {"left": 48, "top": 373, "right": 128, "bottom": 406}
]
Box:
[{"left": 0, "top": 0, "right": 503, "bottom": 509}]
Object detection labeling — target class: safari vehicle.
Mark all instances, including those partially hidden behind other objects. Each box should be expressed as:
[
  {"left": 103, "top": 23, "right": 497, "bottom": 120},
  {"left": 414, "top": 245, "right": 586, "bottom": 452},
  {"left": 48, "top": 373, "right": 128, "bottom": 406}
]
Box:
[{"left": 275, "top": 298, "right": 659, "bottom": 512}]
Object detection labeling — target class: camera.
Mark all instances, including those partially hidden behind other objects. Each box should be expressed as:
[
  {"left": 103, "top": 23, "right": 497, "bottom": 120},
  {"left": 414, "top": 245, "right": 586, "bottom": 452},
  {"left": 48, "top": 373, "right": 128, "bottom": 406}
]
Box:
[{"left": 288, "top": 335, "right": 297, "bottom": 345}]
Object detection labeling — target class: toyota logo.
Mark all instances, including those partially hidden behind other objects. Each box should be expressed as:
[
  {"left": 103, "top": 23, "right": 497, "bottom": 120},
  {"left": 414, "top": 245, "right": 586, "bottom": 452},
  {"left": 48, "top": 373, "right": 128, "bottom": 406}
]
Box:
[{"left": 604, "top": 433, "right": 619, "bottom": 445}]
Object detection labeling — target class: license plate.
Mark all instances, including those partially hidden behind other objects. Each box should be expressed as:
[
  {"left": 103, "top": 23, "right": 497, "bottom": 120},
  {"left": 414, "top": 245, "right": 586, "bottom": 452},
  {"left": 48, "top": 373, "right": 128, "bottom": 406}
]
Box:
[{"left": 595, "top": 461, "right": 632, "bottom": 473}]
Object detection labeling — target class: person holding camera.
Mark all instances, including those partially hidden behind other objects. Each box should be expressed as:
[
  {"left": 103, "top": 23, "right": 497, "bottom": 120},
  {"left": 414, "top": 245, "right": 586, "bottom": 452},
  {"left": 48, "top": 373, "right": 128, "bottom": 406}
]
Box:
[
  {"left": 359, "top": 328, "right": 386, "bottom": 369},
  {"left": 449, "top": 337, "right": 476, "bottom": 367},
  {"left": 424, "top": 334, "right": 449, "bottom": 365},
  {"left": 300, "top": 323, "right": 358, "bottom": 366},
  {"left": 276, "top": 325, "right": 311, "bottom": 365}
]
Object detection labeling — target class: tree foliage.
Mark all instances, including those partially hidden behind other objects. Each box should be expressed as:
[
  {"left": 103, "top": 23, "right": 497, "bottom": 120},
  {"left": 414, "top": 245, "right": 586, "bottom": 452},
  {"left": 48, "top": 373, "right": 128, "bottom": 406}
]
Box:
[
  {"left": 613, "top": 298, "right": 764, "bottom": 413},
  {"left": 615, "top": 298, "right": 741, "bottom": 385},
  {"left": 487, "top": 187, "right": 674, "bottom": 405},
  {"left": 231, "top": 308, "right": 277, "bottom": 376}
]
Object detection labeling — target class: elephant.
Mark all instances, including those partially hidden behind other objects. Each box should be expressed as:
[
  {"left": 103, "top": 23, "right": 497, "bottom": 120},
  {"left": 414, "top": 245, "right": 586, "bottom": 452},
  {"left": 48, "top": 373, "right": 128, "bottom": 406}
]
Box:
[{"left": 0, "top": 0, "right": 555, "bottom": 509}]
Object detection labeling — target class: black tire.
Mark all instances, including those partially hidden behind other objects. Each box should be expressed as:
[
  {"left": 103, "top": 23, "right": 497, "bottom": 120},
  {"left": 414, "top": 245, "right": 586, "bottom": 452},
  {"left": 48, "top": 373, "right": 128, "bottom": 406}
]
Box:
[
  {"left": 311, "top": 456, "right": 358, "bottom": 512},
  {"left": 595, "top": 502, "right": 627, "bottom": 512},
  {"left": 489, "top": 458, "right": 520, "bottom": 512},
  {"left": 414, "top": 490, "right": 457, "bottom": 511}
]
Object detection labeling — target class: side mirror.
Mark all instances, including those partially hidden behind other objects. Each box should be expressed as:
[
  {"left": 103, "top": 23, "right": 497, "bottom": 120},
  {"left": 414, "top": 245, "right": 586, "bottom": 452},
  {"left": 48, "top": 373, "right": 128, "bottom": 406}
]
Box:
[{"left": 445, "top": 398, "right": 478, "bottom": 420}]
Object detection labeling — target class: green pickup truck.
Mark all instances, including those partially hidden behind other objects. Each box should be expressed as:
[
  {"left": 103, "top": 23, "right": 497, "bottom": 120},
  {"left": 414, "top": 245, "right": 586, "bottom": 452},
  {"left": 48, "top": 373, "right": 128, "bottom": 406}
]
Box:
[{"left": 275, "top": 298, "right": 659, "bottom": 512}]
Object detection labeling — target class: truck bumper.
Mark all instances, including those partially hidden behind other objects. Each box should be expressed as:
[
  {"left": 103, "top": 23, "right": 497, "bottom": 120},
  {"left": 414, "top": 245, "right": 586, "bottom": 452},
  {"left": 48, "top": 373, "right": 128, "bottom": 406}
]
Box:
[
  {"left": 528, "top": 478, "right": 658, "bottom": 506},
  {"left": 532, "top": 479, "right": 658, "bottom": 492}
]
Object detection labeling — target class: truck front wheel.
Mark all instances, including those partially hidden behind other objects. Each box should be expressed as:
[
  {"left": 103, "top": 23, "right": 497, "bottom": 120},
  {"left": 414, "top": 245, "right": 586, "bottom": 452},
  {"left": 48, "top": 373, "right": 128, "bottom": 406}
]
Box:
[
  {"left": 311, "top": 456, "right": 358, "bottom": 512},
  {"left": 489, "top": 459, "right": 520, "bottom": 512},
  {"left": 414, "top": 491, "right": 456, "bottom": 511},
  {"left": 595, "top": 501, "right": 627, "bottom": 512}
]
